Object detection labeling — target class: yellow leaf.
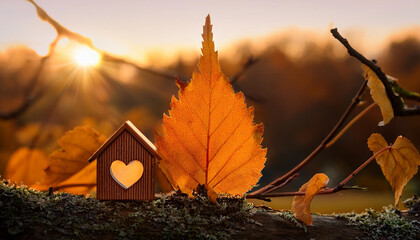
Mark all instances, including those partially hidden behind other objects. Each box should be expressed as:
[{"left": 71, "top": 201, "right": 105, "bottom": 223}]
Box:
[
  {"left": 44, "top": 125, "right": 106, "bottom": 185},
  {"left": 362, "top": 64, "right": 394, "bottom": 126},
  {"left": 368, "top": 133, "right": 420, "bottom": 206},
  {"left": 5, "top": 147, "right": 48, "bottom": 185},
  {"left": 291, "top": 173, "right": 329, "bottom": 225},
  {"left": 156, "top": 15, "right": 266, "bottom": 196}
]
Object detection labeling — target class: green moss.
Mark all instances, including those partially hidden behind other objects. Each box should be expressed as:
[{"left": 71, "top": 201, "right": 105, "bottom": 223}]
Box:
[
  {"left": 0, "top": 180, "right": 255, "bottom": 239},
  {"left": 404, "top": 195, "right": 420, "bottom": 213},
  {"left": 275, "top": 210, "right": 307, "bottom": 232},
  {"left": 334, "top": 206, "right": 419, "bottom": 240}
]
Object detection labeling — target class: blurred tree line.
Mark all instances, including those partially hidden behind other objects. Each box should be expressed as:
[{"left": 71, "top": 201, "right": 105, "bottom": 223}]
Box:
[{"left": 0, "top": 32, "right": 419, "bottom": 194}]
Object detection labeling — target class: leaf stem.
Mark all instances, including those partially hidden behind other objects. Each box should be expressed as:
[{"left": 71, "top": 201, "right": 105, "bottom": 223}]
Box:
[
  {"left": 332, "top": 146, "right": 391, "bottom": 191},
  {"left": 325, "top": 103, "right": 377, "bottom": 148}
]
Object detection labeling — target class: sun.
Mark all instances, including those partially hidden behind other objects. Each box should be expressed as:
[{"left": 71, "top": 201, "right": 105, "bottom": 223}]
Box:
[{"left": 73, "top": 46, "right": 101, "bottom": 67}]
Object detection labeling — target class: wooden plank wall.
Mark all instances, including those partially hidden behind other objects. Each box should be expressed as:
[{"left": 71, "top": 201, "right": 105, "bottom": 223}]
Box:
[{"left": 97, "top": 130, "right": 155, "bottom": 200}]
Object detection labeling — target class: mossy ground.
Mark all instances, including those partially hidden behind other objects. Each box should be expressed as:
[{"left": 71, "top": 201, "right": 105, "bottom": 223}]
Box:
[
  {"left": 0, "top": 180, "right": 254, "bottom": 239},
  {"left": 2, "top": 179, "right": 420, "bottom": 240},
  {"left": 333, "top": 206, "right": 420, "bottom": 240}
]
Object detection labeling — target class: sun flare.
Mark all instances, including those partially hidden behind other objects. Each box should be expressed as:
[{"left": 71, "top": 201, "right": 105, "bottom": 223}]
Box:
[{"left": 73, "top": 46, "right": 101, "bottom": 67}]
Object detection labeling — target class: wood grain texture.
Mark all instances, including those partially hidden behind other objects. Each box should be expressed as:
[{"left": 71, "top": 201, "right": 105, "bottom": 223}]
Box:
[{"left": 94, "top": 123, "right": 156, "bottom": 200}]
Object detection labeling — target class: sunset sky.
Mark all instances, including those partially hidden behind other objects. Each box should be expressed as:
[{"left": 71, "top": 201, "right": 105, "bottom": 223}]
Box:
[{"left": 1, "top": 0, "right": 420, "bottom": 64}]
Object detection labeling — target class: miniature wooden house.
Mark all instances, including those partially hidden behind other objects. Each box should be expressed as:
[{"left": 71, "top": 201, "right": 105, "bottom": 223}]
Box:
[{"left": 88, "top": 121, "right": 160, "bottom": 200}]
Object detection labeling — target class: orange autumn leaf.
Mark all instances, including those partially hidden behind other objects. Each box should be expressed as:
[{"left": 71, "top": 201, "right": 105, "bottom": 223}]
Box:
[
  {"left": 368, "top": 133, "right": 420, "bottom": 206},
  {"left": 362, "top": 64, "right": 394, "bottom": 126},
  {"left": 53, "top": 161, "right": 97, "bottom": 195},
  {"left": 5, "top": 147, "right": 48, "bottom": 185},
  {"left": 292, "top": 173, "right": 329, "bottom": 225},
  {"left": 44, "top": 125, "right": 106, "bottom": 185},
  {"left": 156, "top": 15, "right": 266, "bottom": 197}
]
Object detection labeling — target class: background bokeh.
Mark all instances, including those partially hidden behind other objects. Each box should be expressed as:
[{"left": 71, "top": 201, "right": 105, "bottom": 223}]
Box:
[{"left": 1, "top": 0, "right": 420, "bottom": 212}]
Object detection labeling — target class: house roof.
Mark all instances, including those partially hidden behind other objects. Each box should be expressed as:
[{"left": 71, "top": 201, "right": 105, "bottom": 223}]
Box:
[{"left": 88, "top": 120, "right": 161, "bottom": 162}]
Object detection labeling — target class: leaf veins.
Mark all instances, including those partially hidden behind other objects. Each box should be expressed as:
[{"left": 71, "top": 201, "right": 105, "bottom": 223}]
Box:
[{"left": 156, "top": 15, "right": 266, "bottom": 196}]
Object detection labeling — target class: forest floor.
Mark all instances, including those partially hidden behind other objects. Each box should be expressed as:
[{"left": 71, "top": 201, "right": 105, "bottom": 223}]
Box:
[{"left": 1, "top": 179, "right": 420, "bottom": 240}]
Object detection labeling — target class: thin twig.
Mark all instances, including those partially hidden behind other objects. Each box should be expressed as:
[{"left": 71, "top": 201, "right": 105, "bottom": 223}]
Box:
[
  {"left": 330, "top": 28, "right": 405, "bottom": 115},
  {"left": 331, "top": 146, "right": 391, "bottom": 192},
  {"left": 389, "top": 80, "right": 420, "bottom": 102},
  {"left": 248, "top": 79, "right": 368, "bottom": 197},
  {"left": 325, "top": 102, "right": 377, "bottom": 148},
  {"left": 263, "top": 173, "right": 299, "bottom": 194},
  {"left": 27, "top": 0, "right": 183, "bottom": 81},
  {"left": 26, "top": 0, "right": 263, "bottom": 102},
  {"left": 247, "top": 146, "right": 390, "bottom": 198},
  {"left": 250, "top": 27, "right": 420, "bottom": 197},
  {"left": 230, "top": 56, "right": 259, "bottom": 84},
  {"left": 397, "top": 105, "right": 420, "bottom": 116},
  {"left": 331, "top": 28, "right": 420, "bottom": 116},
  {"left": 102, "top": 53, "right": 188, "bottom": 82},
  {"left": 0, "top": 93, "right": 42, "bottom": 120}
]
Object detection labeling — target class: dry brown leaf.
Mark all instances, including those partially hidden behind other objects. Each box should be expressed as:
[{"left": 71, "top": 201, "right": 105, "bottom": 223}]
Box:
[
  {"left": 368, "top": 133, "right": 420, "bottom": 205},
  {"left": 5, "top": 147, "right": 48, "bottom": 185},
  {"left": 291, "top": 173, "right": 329, "bottom": 225},
  {"left": 362, "top": 64, "right": 394, "bottom": 126},
  {"left": 156, "top": 15, "right": 266, "bottom": 197},
  {"left": 44, "top": 125, "right": 106, "bottom": 185}
]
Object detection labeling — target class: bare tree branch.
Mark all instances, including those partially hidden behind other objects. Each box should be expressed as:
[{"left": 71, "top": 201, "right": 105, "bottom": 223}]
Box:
[
  {"left": 101, "top": 53, "right": 188, "bottom": 82},
  {"left": 26, "top": 0, "right": 263, "bottom": 102},
  {"left": 247, "top": 79, "right": 368, "bottom": 197},
  {"left": 230, "top": 56, "right": 259, "bottom": 84},
  {"left": 0, "top": 93, "right": 42, "bottom": 120},
  {"left": 331, "top": 28, "right": 420, "bottom": 116},
  {"left": 249, "top": 28, "right": 420, "bottom": 199},
  {"left": 330, "top": 28, "right": 404, "bottom": 113},
  {"left": 247, "top": 146, "right": 390, "bottom": 199}
]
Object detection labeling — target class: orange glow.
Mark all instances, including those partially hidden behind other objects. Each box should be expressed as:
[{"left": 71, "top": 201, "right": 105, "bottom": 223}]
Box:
[
  {"left": 110, "top": 160, "right": 144, "bottom": 189},
  {"left": 73, "top": 45, "right": 101, "bottom": 67}
]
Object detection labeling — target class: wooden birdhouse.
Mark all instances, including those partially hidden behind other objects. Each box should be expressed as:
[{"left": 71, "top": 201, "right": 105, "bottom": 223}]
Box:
[{"left": 88, "top": 121, "right": 161, "bottom": 200}]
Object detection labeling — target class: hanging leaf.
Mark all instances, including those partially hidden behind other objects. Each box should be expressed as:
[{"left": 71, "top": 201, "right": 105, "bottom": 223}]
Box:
[
  {"left": 362, "top": 64, "right": 394, "bottom": 126},
  {"left": 44, "top": 126, "right": 106, "bottom": 185},
  {"left": 368, "top": 133, "right": 420, "bottom": 205},
  {"left": 156, "top": 15, "right": 266, "bottom": 197},
  {"left": 291, "top": 173, "right": 329, "bottom": 225},
  {"left": 5, "top": 147, "right": 48, "bottom": 185}
]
